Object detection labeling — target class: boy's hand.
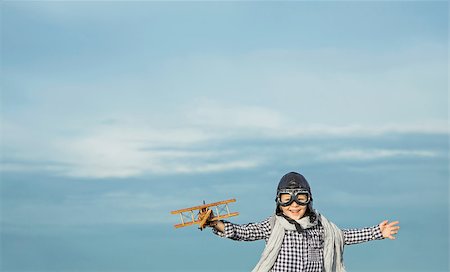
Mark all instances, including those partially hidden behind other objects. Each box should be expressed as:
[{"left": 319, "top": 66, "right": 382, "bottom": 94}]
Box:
[
  {"left": 205, "top": 210, "right": 217, "bottom": 227},
  {"left": 379, "top": 220, "right": 400, "bottom": 240}
]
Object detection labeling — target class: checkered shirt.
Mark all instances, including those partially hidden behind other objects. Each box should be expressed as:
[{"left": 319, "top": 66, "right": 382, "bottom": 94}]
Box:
[{"left": 213, "top": 216, "right": 384, "bottom": 272}]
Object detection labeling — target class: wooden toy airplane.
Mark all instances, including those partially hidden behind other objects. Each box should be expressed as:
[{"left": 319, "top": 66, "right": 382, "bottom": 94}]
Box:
[{"left": 170, "top": 198, "right": 239, "bottom": 230}]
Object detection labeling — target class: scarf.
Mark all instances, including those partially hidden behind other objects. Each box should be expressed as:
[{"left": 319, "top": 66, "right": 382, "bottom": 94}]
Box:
[{"left": 251, "top": 211, "right": 346, "bottom": 272}]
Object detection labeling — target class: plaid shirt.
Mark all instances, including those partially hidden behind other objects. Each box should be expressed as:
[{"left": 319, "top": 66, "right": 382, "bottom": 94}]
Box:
[{"left": 213, "top": 216, "right": 384, "bottom": 272}]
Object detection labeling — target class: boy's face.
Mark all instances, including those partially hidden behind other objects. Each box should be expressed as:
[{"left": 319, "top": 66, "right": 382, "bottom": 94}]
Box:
[{"left": 279, "top": 193, "right": 308, "bottom": 220}]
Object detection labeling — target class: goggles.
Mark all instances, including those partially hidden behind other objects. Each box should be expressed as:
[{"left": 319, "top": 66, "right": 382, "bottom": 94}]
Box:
[{"left": 276, "top": 189, "right": 311, "bottom": 207}]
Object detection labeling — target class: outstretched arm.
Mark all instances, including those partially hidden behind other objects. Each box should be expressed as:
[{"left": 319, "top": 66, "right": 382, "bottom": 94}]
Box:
[
  {"left": 208, "top": 217, "right": 271, "bottom": 241},
  {"left": 343, "top": 220, "right": 400, "bottom": 245}
]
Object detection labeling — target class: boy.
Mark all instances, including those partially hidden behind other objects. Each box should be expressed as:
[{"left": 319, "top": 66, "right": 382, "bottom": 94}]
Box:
[{"left": 208, "top": 172, "right": 400, "bottom": 272}]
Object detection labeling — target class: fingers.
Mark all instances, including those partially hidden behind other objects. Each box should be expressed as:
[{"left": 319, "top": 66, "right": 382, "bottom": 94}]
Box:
[
  {"left": 391, "top": 226, "right": 400, "bottom": 231},
  {"left": 381, "top": 220, "right": 399, "bottom": 226},
  {"left": 388, "top": 228, "right": 399, "bottom": 239},
  {"left": 387, "top": 221, "right": 400, "bottom": 227},
  {"left": 380, "top": 220, "right": 400, "bottom": 230},
  {"left": 387, "top": 221, "right": 400, "bottom": 234},
  {"left": 386, "top": 223, "right": 400, "bottom": 240},
  {"left": 390, "top": 228, "right": 400, "bottom": 235},
  {"left": 387, "top": 234, "right": 396, "bottom": 240}
]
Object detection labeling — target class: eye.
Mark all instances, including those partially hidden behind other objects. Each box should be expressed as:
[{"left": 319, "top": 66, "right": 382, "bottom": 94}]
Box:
[
  {"left": 297, "top": 194, "right": 309, "bottom": 202},
  {"left": 280, "top": 194, "right": 292, "bottom": 203}
]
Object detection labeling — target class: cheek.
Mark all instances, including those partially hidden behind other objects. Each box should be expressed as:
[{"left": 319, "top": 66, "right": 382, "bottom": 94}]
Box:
[{"left": 280, "top": 206, "right": 289, "bottom": 213}]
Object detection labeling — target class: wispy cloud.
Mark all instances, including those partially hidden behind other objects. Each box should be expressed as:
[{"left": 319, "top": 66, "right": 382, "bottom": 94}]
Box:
[
  {"left": 317, "top": 148, "right": 439, "bottom": 161},
  {"left": 2, "top": 99, "right": 447, "bottom": 178},
  {"left": 320, "top": 189, "right": 448, "bottom": 208},
  {"left": 2, "top": 120, "right": 445, "bottom": 178}
]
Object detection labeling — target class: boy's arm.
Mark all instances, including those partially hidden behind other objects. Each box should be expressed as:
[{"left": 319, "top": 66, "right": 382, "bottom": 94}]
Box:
[
  {"left": 210, "top": 217, "right": 271, "bottom": 241},
  {"left": 342, "top": 225, "right": 384, "bottom": 245},
  {"left": 342, "top": 220, "right": 400, "bottom": 245}
]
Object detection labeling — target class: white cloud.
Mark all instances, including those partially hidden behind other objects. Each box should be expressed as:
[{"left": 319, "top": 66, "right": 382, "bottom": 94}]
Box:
[
  {"left": 2, "top": 104, "right": 447, "bottom": 178},
  {"left": 170, "top": 159, "right": 260, "bottom": 174},
  {"left": 320, "top": 189, "right": 447, "bottom": 208},
  {"left": 184, "top": 100, "right": 448, "bottom": 138},
  {"left": 261, "top": 123, "right": 449, "bottom": 138},
  {"left": 54, "top": 125, "right": 261, "bottom": 178},
  {"left": 318, "top": 149, "right": 439, "bottom": 161}
]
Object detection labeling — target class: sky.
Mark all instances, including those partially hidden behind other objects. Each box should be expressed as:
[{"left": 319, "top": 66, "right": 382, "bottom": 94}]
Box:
[{"left": 0, "top": 1, "right": 448, "bottom": 272}]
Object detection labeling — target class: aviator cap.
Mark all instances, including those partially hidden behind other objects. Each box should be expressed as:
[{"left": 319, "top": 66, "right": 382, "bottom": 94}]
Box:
[{"left": 277, "top": 172, "right": 311, "bottom": 193}]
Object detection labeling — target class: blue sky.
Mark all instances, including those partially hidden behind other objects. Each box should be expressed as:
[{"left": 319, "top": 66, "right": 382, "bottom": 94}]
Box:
[{"left": 1, "top": 1, "right": 448, "bottom": 272}]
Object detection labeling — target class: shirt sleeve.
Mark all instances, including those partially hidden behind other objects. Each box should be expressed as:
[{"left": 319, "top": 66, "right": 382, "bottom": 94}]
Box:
[
  {"left": 342, "top": 225, "right": 384, "bottom": 245},
  {"left": 212, "top": 217, "right": 271, "bottom": 241}
]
